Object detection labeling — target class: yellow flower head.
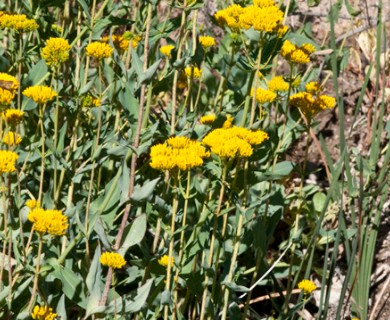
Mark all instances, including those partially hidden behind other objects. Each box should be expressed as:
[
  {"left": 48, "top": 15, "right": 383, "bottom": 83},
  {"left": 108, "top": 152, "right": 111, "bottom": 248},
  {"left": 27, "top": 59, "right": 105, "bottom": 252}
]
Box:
[
  {"left": 101, "top": 34, "right": 130, "bottom": 52},
  {"left": 100, "top": 252, "right": 126, "bottom": 269},
  {"left": 202, "top": 126, "right": 268, "bottom": 158},
  {"left": 200, "top": 114, "right": 216, "bottom": 125},
  {"left": 82, "top": 94, "right": 101, "bottom": 108},
  {"left": 26, "top": 199, "right": 41, "bottom": 210},
  {"left": 223, "top": 114, "right": 234, "bottom": 128},
  {"left": 253, "top": 0, "right": 277, "bottom": 7},
  {"left": 86, "top": 41, "right": 113, "bottom": 59},
  {"left": 0, "top": 13, "right": 38, "bottom": 32},
  {"left": 184, "top": 66, "right": 202, "bottom": 79},
  {"left": 290, "top": 91, "right": 335, "bottom": 119},
  {"left": 3, "top": 131, "right": 22, "bottom": 146},
  {"left": 158, "top": 255, "right": 174, "bottom": 267},
  {"left": 298, "top": 279, "right": 317, "bottom": 295},
  {"left": 2, "top": 109, "right": 24, "bottom": 126},
  {"left": 31, "top": 305, "right": 57, "bottom": 320},
  {"left": 281, "top": 40, "right": 316, "bottom": 64},
  {"left": 215, "top": 4, "right": 244, "bottom": 30},
  {"left": 277, "top": 25, "right": 289, "bottom": 38},
  {"left": 252, "top": 87, "right": 277, "bottom": 104},
  {"left": 23, "top": 86, "right": 57, "bottom": 104},
  {"left": 0, "top": 150, "right": 18, "bottom": 173},
  {"left": 199, "top": 36, "right": 215, "bottom": 48},
  {"left": 315, "top": 95, "right": 336, "bottom": 110},
  {"left": 41, "top": 37, "right": 71, "bottom": 67},
  {"left": 305, "top": 81, "right": 321, "bottom": 94},
  {"left": 160, "top": 45, "right": 175, "bottom": 58},
  {"left": 123, "top": 32, "right": 142, "bottom": 48},
  {"left": 29, "top": 209, "right": 69, "bottom": 236},
  {"left": 0, "top": 87, "right": 15, "bottom": 106},
  {"left": 268, "top": 76, "right": 289, "bottom": 92},
  {"left": 150, "top": 136, "right": 209, "bottom": 171},
  {"left": 0, "top": 73, "right": 19, "bottom": 92},
  {"left": 239, "top": 5, "right": 284, "bottom": 33}
]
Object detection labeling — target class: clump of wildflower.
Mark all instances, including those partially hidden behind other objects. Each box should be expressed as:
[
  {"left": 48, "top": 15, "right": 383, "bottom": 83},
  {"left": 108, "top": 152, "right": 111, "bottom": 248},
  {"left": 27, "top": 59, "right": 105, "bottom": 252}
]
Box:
[
  {"left": 3, "top": 131, "right": 22, "bottom": 146},
  {"left": 41, "top": 37, "right": 71, "bottom": 67},
  {"left": 31, "top": 305, "right": 57, "bottom": 320},
  {"left": 0, "top": 73, "right": 19, "bottom": 91},
  {"left": 202, "top": 126, "right": 269, "bottom": 158},
  {"left": 160, "top": 45, "right": 175, "bottom": 58},
  {"left": 2, "top": 109, "right": 24, "bottom": 126},
  {"left": 26, "top": 199, "right": 41, "bottom": 210},
  {"left": 150, "top": 136, "right": 209, "bottom": 172},
  {"left": 184, "top": 66, "right": 202, "bottom": 79},
  {"left": 101, "top": 34, "right": 130, "bottom": 52},
  {"left": 239, "top": 4, "right": 284, "bottom": 33},
  {"left": 281, "top": 40, "right": 316, "bottom": 64},
  {"left": 200, "top": 114, "right": 216, "bottom": 125},
  {"left": 268, "top": 76, "right": 289, "bottom": 92},
  {"left": 100, "top": 252, "right": 126, "bottom": 269},
  {"left": 0, "top": 150, "right": 18, "bottom": 173},
  {"left": 289, "top": 91, "right": 336, "bottom": 119},
  {"left": 298, "top": 279, "right": 317, "bottom": 295},
  {"left": 252, "top": 87, "right": 277, "bottom": 104},
  {"left": 305, "top": 81, "right": 321, "bottom": 94},
  {"left": 0, "top": 13, "right": 38, "bottom": 32},
  {"left": 23, "top": 86, "right": 57, "bottom": 105},
  {"left": 0, "top": 88, "right": 15, "bottom": 106},
  {"left": 214, "top": 4, "right": 244, "bottom": 30},
  {"left": 158, "top": 255, "right": 174, "bottom": 267},
  {"left": 28, "top": 208, "right": 69, "bottom": 236},
  {"left": 199, "top": 36, "right": 215, "bottom": 48},
  {"left": 86, "top": 41, "right": 113, "bottom": 59}
]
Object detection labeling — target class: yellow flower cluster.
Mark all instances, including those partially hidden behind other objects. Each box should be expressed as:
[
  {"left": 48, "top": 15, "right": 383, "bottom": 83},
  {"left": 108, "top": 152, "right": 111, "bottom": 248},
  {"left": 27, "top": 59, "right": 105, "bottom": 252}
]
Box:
[
  {"left": 158, "top": 255, "right": 174, "bottom": 267},
  {"left": 41, "top": 37, "right": 71, "bottom": 67},
  {"left": 0, "top": 13, "right": 38, "bottom": 32},
  {"left": 0, "top": 73, "right": 19, "bottom": 106},
  {"left": 82, "top": 94, "right": 101, "bottom": 108},
  {"left": 200, "top": 114, "right": 216, "bottom": 125},
  {"left": 199, "top": 36, "right": 215, "bottom": 48},
  {"left": 289, "top": 92, "right": 335, "bottom": 119},
  {"left": 203, "top": 126, "right": 269, "bottom": 158},
  {"left": 31, "top": 305, "right": 57, "bottom": 320},
  {"left": 184, "top": 66, "right": 202, "bottom": 79},
  {"left": 223, "top": 115, "right": 234, "bottom": 128},
  {"left": 150, "top": 136, "right": 209, "bottom": 171},
  {"left": 100, "top": 252, "right": 126, "bottom": 269},
  {"left": 215, "top": 0, "right": 285, "bottom": 34},
  {"left": 86, "top": 41, "right": 113, "bottom": 59},
  {"left": 281, "top": 40, "right": 316, "bottom": 64},
  {"left": 305, "top": 81, "right": 321, "bottom": 94},
  {"left": 252, "top": 87, "right": 277, "bottom": 104},
  {"left": 101, "top": 34, "right": 130, "bottom": 52},
  {"left": 26, "top": 199, "right": 41, "bottom": 210},
  {"left": 2, "top": 109, "right": 24, "bottom": 126},
  {"left": 0, "top": 87, "right": 15, "bottom": 106},
  {"left": 28, "top": 208, "right": 69, "bottom": 236},
  {"left": 124, "top": 32, "right": 142, "bottom": 48},
  {"left": 3, "top": 131, "right": 22, "bottom": 146},
  {"left": 0, "top": 150, "right": 18, "bottom": 173},
  {"left": 268, "top": 76, "right": 289, "bottom": 92},
  {"left": 298, "top": 279, "right": 317, "bottom": 295},
  {"left": 160, "top": 45, "right": 175, "bottom": 58},
  {"left": 23, "top": 86, "right": 57, "bottom": 104}
]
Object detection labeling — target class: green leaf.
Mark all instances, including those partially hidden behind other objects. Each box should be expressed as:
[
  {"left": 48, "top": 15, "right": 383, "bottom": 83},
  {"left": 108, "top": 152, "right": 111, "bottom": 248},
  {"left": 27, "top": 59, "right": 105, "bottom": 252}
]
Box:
[
  {"left": 130, "top": 178, "right": 160, "bottom": 203},
  {"left": 24, "top": 59, "right": 49, "bottom": 86},
  {"left": 123, "top": 279, "right": 153, "bottom": 313},
  {"left": 313, "top": 192, "right": 327, "bottom": 212},
  {"left": 86, "top": 244, "right": 102, "bottom": 292},
  {"left": 139, "top": 59, "right": 162, "bottom": 84},
  {"left": 118, "top": 214, "right": 147, "bottom": 256}
]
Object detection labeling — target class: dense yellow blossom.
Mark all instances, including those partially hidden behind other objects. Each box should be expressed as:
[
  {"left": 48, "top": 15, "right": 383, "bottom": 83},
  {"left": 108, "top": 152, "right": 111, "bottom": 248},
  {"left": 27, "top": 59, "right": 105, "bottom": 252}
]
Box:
[
  {"left": 2, "top": 109, "right": 24, "bottom": 126},
  {"left": 41, "top": 37, "right": 71, "bottom": 67},
  {"left": 184, "top": 66, "right": 202, "bottom": 79},
  {"left": 3, "top": 131, "right": 22, "bottom": 146},
  {"left": 298, "top": 279, "right": 317, "bottom": 295},
  {"left": 239, "top": 5, "right": 284, "bottom": 33},
  {"left": 305, "top": 81, "right": 321, "bottom": 94},
  {"left": 158, "top": 255, "right": 175, "bottom": 267},
  {"left": 101, "top": 35, "right": 130, "bottom": 52},
  {"left": 0, "top": 150, "right": 18, "bottom": 173},
  {"left": 26, "top": 199, "right": 41, "bottom": 210},
  {"left": 23, "top": 86, "right": 57, "bottom": 104},
  {"left": 160, "top": 45, "right": 175, "bottom": 58},
  {"left": 277, "top": 25, "right": 289, "bottom": 37},
  {"left": 253, "top": 0, "right": 277, "bottom": 7},
  {"left": 200, "top": 114, "right": 216, "bottom": 125},
  {"left": 28, "top": 208, "right": 68, "bottom": 236},
  {"left": 281, "top": 40, "right": 316, "bottom": 64},
  {"left": 223, "top": 115, "right": 234, "bottom": 128},
  {"left": 252, "top": 87, "right": 277, "bottom": 104},
  {"left": 150, "top": 136, "right": 209, "bottom": 171},
  {"left": 0, "top": 87, "right": 15, "bottom": 106},
  {"left": 0, "top": 73, "right": 19, "bottom": 91},
  {"left": 31, "top": 305, "right": 57, "bottom": 320},
  {"left": 86, "top": 42, "right": 113, "bottom": 59},
  {"left": 199, "top": 36, "right": 215, "bottom": 48},
  {"left": 0, "top": 13, "right": 38, "bottom": 32},
  {"left": 289, "top": 92, "right": 335, "bottom": 118},
  {"left": 268, "top": 76, "right": 289, "bottom": 92},
  {"left": 100, "top": 252, "right": 126, "bottom": 269},
  {"left": 202, "top": 126, "right": 268, "bottom": 158},
  {"left": 215, "top": 4, "right": 244, "bottom": 30}
]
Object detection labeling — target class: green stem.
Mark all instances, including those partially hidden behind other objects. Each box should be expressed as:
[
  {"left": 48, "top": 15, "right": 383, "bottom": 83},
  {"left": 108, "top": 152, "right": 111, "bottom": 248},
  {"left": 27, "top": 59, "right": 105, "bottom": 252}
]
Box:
[
  {"left": 38, "top": 104, "right": 46, "bottom": 203},
  {"left": 27, "top": 234, "right": 43, "bottom": 312}
]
